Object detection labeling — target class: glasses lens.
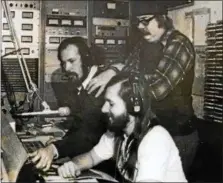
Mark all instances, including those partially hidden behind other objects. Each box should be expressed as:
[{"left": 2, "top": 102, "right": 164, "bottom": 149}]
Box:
[{"left": 138, "top": 16, "right": 155, "bottom": 26}]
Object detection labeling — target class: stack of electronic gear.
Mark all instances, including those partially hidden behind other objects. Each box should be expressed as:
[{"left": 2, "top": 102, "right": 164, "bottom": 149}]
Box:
[{"left": 204, "top": 20, "right": 223, "bottom": 123}]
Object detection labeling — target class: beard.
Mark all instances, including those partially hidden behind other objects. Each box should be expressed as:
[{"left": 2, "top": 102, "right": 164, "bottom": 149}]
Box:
[
  {"left": 65, "top": 65, "right": 88, "bottom": 86},
  {"left": 65, "top": 72, "right": 78, "bottom": 80},
  {"left": 106, "top": 112, "right": 129, "bottom": 137},
  {"left": 65, "top": 72, "right": 83, "bottom": 87}
]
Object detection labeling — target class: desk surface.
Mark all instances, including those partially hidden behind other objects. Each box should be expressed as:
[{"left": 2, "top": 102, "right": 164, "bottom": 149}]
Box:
[
  {"left": 42, "top": 169, "right": 118, "bottom": 183},
  {"left": 15, "top": 126, "right": 118, "bottom": 182}
]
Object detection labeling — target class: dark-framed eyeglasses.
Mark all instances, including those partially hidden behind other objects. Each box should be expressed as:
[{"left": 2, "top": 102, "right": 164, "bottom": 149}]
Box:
[{"left": 137, "top": 15, "right": 155, "bottom": 26}]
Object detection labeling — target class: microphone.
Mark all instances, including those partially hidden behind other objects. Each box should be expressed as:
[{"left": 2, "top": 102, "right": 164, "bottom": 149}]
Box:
[{"left": 16, "top": 107, "right": 71, "bottom": 116}]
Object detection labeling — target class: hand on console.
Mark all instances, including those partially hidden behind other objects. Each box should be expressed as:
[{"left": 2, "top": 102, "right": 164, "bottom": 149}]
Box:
[
  {"left": 29, "top": 144, "right": 57, "bottom": 171},
  {"left": 57, "top": 161, "right": 81, "bottom": 178}
]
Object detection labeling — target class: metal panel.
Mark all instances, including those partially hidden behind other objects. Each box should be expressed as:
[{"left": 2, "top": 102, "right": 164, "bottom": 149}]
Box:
[
  {"left": 1, "top": 112, "right": 28, "bottom": 182},
  {"left": 1, "top": 1, "right": 40, "bottom": 58},
  {"left": 42, "top": 0, "right": 88, "bottom": 109}
]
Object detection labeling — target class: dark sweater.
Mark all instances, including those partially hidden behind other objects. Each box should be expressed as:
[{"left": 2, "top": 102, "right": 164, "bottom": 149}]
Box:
[{"left": 51, "top": 70, "right": 106, "bottom": 158}]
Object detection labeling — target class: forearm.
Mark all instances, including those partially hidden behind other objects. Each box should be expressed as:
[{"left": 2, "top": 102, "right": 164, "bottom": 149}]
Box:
[
  {"left": 109, "top": 63, "right": 125, "bottom": 71},
  {"left": 71, "top": 149, "right": 103, "bottom": 171},
  {"left": 53, "top": 133, "right": 98, "bottom": 158}
]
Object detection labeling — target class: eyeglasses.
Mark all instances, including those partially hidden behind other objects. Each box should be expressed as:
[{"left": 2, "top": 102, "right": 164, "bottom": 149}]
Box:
[{"left": 137, "top": 16, "right": 155, "bottom": 26}]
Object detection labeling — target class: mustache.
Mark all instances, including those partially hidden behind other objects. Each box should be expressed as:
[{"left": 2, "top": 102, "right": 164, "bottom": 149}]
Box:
[
  {"left": 64, "top": 72, "right": 79, "bottom": 82},
  {"left": 138, "top": 28, "right": 151, "bottom": 35}
]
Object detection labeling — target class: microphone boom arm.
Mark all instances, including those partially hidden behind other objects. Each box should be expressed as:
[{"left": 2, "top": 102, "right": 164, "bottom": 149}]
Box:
[{"left": 2, "top": 0, "right": 51, "bottom": 112}]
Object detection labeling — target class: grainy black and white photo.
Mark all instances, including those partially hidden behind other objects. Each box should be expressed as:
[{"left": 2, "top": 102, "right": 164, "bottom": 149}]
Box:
[{"left": 1, "top": 0, "right": 222, "bottom": 182}]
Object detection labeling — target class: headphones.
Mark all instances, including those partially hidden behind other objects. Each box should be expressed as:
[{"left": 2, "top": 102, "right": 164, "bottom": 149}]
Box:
[
  {"left": 82, "top": 50, "right": 92, "bottom": 67},
  {"left": 128, "top": 73, "right": 144, "bottom": 116}
]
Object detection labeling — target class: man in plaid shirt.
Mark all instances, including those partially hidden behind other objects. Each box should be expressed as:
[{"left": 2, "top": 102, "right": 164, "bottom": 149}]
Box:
[
  {"left": 86, "top": 13, "right": 199, "bottom": 178},
  {"left": 134, "top": 14, "right": 199, "bottom": 177}
]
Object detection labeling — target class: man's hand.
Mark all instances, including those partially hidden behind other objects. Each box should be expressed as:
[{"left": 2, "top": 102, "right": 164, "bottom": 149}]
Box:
[
  {"left": 86, "top": 69, "right": 117, "bottom": 97},
  {"left": 58, "top": 161, "right": 81, "bottom": 178},
  {"left": 29, "top": 144, "right": 56, "bottom": 171}
]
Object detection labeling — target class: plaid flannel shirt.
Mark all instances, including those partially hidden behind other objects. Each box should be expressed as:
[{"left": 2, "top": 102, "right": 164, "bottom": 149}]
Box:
[
  {"left": 119, "top": 29, "right": 195, "bottom": 101},
  {"left": 147, "top": 29, "right": 195, "bottom": 101}
]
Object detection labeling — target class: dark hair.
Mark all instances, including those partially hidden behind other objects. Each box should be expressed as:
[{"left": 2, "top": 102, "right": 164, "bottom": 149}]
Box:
[
  {"left": 105, "top": 72, "right": 146, "bottom": 117},
  {"left": 57, "top": 37, "right": 93, "bottom": 67},
  {"left": 105, "top": 72, "right": 158, "bottom": 126},
  {"left": 108, "top": 73, "right": 159, "bottom": 180},
  {"left": 154, "top": 15, "right": 174, "bottom": 30}
]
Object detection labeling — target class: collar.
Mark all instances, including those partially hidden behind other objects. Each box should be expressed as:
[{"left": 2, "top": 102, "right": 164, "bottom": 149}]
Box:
[
  {"left": 77, "top": 65, "right": 98, "bottom": 94},
  {"left": 160, "top": 28, "right": 175, "bottom": 47}
]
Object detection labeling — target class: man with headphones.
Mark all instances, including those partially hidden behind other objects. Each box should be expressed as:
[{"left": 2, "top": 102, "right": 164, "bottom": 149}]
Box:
[
  {"left": 57, "top": 73, "right": 187, "bottom": 182},
  {"left": 86, "top": 7, "right": 199, "bottom": 177},
  {"left": 29, "top": 37, "right": 112, "bottom": 173}
]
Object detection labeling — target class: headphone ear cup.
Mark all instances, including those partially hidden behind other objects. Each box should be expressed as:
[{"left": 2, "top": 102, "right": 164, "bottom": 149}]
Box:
[
  {"left": 85, "top": 48, "right": 95, "bottom": 66},
  {"left": 127, "top": 96, "right": 135, "bottom": 115},
  {"left": 129, "top": 77, "right": 143, "bottom": 115},
  {"left": 84, "top": 53, "right": 91, "bottom": 67},
  {"left": 132, "top": 95, "right": 142, "bottom": 115}
]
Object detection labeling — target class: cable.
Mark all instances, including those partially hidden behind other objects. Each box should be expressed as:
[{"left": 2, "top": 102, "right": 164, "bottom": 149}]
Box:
[
  {"left": 2, "top": 1, "right": 41, "bottom": 96},
  {"left": 1, "top": 48, "right": 23, "bottom": 59},
  {"left": 2, "top": 0, "right": 31, "bottom": 92},
  {"left": 2, "top": 0, "right": 47, "bottom": 113},
  {"left": 1, "top": 62, "right": 18, "bottom": 113}
]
